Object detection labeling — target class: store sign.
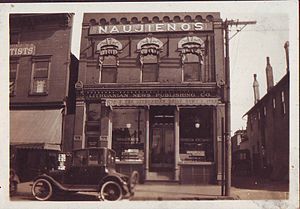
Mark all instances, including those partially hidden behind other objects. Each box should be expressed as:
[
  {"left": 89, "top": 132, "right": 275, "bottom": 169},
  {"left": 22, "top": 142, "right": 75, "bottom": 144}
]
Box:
[
  {"left": 89, "top": 22, "right": 213, "bottom": 35},
  {"left": 10, "top": 44, "right": 36, "bottom": 56},
  {"left": 106, "top": 98, "right": 220, "bottom": 107}
]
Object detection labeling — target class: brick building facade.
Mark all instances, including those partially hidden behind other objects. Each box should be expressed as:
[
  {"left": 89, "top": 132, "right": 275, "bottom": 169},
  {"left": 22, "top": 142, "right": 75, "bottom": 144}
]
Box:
[
  {"left": 73, "top": 13, "right": 227, "bottom": 184},
  {"left": 9, "top": 14, "right": 77, "bottom": 181}
]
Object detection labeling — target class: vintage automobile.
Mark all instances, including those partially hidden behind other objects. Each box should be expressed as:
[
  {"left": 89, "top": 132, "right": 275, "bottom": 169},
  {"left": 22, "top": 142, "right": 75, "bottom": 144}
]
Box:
[{"left": 31, "top": 147, "right": 139, "bottom": 201}]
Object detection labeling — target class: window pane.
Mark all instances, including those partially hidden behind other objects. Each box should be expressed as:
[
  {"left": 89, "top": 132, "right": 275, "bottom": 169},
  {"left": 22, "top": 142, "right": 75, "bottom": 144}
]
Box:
[
  {"left": 112, "top": 108, "right": 145, "bottom": 161},
  {"left": 34, "top": 69, "right": 48, "bottom": 78},
  {"left": 101, "top": 67, "right": 117, "bottom": 83},
  {"left": 185, "top": 53, "right": 199, "bottom": 63},
  {"left": 35, "top": 62, "right": 49, "bottom": 69},
  {"left": 33, "top": 79, "right": 47, "bottom": 93},
  {"left": 184, "top": 63, "right": 200, "bottom": 81},
  {"left": 10, "top": 80, "right": 15, "bottom": 95},
  {"left": 87, "top": 103, "right": 101, "bottom": 121},
  {"left": 142, "top": 63, "right": 158, "bottom": 82},
  {"left": 103, "top": 55, "right": 117, "bottom": 66},
  {"left": 86, "top": 136, "right": 99, "bottom": 147},
  {"left": 179, "top": 108, "right": 213, "bottom": 162},
  {"left": 143, "top": 54, "right": 157, "bottom": 64}
]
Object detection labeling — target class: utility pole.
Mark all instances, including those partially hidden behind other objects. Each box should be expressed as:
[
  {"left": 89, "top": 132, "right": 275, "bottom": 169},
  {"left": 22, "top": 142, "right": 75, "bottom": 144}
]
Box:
[{"left": 223, "top": 19, "right": 256, "bottom": 197}]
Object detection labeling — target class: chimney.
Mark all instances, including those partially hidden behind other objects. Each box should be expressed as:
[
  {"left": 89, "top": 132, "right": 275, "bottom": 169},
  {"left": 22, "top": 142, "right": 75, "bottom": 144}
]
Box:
[
  {"left": 284, "top": 41, "right": 289, "bottom": 72},
  {"left": 266, "top": 57, "right": 274, "bottom": 91},
  {"left": 253, "top": 74, "right": 260, "bottom": 104}
]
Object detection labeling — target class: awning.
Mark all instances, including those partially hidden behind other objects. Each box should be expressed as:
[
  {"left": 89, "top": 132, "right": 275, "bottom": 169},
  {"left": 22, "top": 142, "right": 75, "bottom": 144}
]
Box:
[
  {"left": 105, "top": 98, "right": 221, "bottom": 107},
  {"left": 10, "top": 109, "right": 63, "bottom": 150}
]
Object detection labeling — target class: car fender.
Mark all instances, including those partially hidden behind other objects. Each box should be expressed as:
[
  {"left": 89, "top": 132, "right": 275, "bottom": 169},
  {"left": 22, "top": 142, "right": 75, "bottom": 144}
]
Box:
[
  {"left": 32, "top": 174, "right": 67, "bottom": 192},
  {"left": 98, "top": 174, "right": 126, "bottom": 191}
]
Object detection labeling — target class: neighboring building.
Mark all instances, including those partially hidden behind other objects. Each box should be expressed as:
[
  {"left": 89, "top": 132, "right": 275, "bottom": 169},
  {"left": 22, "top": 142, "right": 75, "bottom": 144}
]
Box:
[
  {"left": 231, "top": 130, "right": 251, "bottom": 176},
  {"left": 75, "top": 13, "right": 227, "bottom": 184},
  {"left": 244, "top": 48, "right": 289, "bottom": 180},
  {"left": 9, "top": 14, "right": 77, "bottom": 181},
  {"left": 231, "top": 130, "right": 248, "bottom": 153}
]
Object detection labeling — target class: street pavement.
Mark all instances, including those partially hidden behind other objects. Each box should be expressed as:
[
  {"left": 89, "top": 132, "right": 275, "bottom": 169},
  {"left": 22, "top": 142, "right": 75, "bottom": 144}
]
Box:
[{"left": 10, "top": 177, "right": 289, "bottom": 201}]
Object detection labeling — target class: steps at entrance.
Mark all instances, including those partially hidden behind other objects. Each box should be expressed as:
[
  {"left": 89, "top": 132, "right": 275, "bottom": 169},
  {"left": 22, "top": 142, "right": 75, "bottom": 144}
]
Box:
[{"left": 146, "top": 171, "right": 175, "bottom": 181}]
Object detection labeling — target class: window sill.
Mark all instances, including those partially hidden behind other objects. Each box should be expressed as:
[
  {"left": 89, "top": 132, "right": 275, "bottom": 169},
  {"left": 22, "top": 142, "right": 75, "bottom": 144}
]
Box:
[
  {"left": 28, "top": 92, "right": 48, "bottom": 96},
  {"left": 178, "top": 161, "right": 214, "bottom": 165}
]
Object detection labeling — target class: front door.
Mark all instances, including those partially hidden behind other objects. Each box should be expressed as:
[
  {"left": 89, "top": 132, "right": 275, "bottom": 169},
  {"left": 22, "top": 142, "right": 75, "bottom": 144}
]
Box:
[{"left": 149, "top": 106, "right": 175, "bottom": 172}]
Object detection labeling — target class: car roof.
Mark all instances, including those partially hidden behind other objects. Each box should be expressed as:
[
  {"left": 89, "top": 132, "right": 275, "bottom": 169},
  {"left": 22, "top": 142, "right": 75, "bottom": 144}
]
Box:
[{"left": 72, "top": 147, "right": 114, "bottom": 153}]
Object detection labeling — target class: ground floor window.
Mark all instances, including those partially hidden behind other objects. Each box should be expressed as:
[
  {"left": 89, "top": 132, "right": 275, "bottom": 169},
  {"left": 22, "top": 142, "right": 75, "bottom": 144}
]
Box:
[
  {"left": 112, "top": 108, "right": 145, "bottom": 161},
  {"left": 179, "top": 107, "right": 214, "bottom": 162}
]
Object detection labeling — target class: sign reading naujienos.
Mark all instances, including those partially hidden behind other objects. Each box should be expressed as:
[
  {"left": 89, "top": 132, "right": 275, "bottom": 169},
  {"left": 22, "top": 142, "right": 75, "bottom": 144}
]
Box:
[
  {"left": 89, "top": 22, "right": 213, "bottom": 35},
  {"left": 10, "top": 44, "right": 36, "bottom": 56}
]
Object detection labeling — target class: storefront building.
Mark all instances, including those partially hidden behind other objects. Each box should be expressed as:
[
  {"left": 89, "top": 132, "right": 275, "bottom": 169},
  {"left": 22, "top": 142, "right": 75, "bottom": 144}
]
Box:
[
  {"left": 75, "top": 13, "right": 226, "bottom": 184},
  {"left": 9, "top": 14, "right": 76, "bottom": 181}
]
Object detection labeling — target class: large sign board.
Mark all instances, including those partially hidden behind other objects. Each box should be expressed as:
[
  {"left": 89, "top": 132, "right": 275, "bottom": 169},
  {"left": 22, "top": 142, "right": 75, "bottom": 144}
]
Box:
[
  {"left": 89, "top": 22, "right": 213, "bottom": 35},
  {"left": 105, "top": 98, "right": 220, "bottom": 106}
]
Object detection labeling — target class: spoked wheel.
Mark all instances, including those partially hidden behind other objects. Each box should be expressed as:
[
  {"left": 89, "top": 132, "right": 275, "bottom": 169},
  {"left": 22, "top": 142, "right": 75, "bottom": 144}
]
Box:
[
  {"left": 129, "top": 171, "right": 139, "bottom": 192},
  {"left": 100, "top": 181, "right": 122, "bottom": 201},
  {"left": 32, "top": 179, "right": 53, "bottom": 201}
]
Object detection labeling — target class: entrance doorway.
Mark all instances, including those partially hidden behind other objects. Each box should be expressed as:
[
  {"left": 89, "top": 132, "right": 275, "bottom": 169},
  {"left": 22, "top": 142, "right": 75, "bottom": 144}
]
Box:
[{"left": 149, "top": 106, "right": 175, "bottom": 173}]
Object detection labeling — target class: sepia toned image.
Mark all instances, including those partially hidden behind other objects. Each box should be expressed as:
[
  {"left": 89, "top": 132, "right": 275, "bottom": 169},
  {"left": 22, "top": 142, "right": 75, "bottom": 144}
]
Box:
[{"left": 0, "top": 1, "right": 299, "bottom": 209}]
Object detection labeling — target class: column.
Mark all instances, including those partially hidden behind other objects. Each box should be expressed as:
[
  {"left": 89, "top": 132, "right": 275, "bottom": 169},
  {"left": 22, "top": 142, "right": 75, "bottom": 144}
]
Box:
[
  {"left": 144, "top": 107, "right": 150, "bottom": 179},
  {"left": 174, "top": 106, "right": 180, "bottom": 181},
  {"left": 107, "top": 107, "right": 112, "bottom": 149},
  {"left": 216, "top": 104, "right": 225, "bottom": 184},
  {"left": 73, "top": 101, "right": 86, "bottom": 150}
]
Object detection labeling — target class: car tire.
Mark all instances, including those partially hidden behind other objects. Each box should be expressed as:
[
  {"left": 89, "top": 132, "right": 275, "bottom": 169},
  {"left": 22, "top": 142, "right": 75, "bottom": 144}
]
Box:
[
  {"left": 100, "top": 181, "right": 122, "bottom": 201},
  {"left": 32, "top": 178, "right": 53, "bottom": 201},
  {"left": 129, "top": 171, "right": 139, "bottom": 191}
]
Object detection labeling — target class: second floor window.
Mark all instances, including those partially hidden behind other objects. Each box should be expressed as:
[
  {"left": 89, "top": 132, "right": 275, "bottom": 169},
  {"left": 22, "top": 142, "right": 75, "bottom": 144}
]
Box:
[
  {"left": 31, "top": 56, "right": 51, "bottom": 94},
  {"left": 97, "top": 38, "right": 122, "bottom": 83},
  {"left": 101, "top": 54, "right": 118, "bottom": 83},
  {"left": 178, "top": 36, "right": 206, "bottom": 82},
  {"left": 138, "top": 36, "right": 163, "bottom": 83}
]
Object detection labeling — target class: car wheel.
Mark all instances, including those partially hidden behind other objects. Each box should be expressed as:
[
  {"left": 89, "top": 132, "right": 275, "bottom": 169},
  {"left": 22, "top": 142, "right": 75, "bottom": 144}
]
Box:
[
  {"left": 100, "top": 181, "right": 122, "bottom": 201},
  {"left": 129, "top": 171, "right": 139, "bottom": 191},
  {"left": 32, "top": 178, "right": 53, "bottom": 201}
]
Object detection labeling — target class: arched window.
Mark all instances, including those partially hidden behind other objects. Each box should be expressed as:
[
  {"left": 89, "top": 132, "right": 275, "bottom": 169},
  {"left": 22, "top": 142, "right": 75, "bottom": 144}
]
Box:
[
  {"left": 96, "top": 38, "right": 122, "bottom": 83},
  {"left": 178, "top": 36, "right": 205, "bottom": 82},
  {"left": 137, "top": 36, "right": 163, "bottom": 82}
]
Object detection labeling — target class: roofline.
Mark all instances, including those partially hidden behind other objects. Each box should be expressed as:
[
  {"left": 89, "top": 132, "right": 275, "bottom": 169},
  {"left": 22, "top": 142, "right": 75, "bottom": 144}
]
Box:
[{"left": 243, "top": 72, "right": 289, "bottom": 117}]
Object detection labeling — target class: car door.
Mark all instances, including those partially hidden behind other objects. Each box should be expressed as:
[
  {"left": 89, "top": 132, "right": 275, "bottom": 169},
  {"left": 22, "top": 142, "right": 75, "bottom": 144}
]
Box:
[
  {"left": 85, "top": 149, "right": 106, "bottom": 185},
  {"left": 65, "top": 150, "right": 89, "bottom": 185}
]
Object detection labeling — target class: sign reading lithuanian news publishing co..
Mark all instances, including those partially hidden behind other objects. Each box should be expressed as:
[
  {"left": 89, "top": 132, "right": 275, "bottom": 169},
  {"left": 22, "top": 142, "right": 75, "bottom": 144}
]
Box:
[{"left": 89, "top": 22, "right": 213, "bottom": 35}]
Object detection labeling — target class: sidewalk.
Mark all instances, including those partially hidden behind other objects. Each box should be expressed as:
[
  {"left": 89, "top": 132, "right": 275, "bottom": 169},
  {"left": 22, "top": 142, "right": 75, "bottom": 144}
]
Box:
[{"left": 11, "top": 180, "right": 288, "bottom": 201}]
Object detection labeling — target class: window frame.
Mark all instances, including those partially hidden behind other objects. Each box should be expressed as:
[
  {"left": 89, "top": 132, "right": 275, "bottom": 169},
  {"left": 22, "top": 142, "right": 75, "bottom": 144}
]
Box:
[
  {"left": 30, "top": 55, "right": 51, "bottom": 96},
  {"left": 9, "top": 58, "right": 19, "bottom": 96}
]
